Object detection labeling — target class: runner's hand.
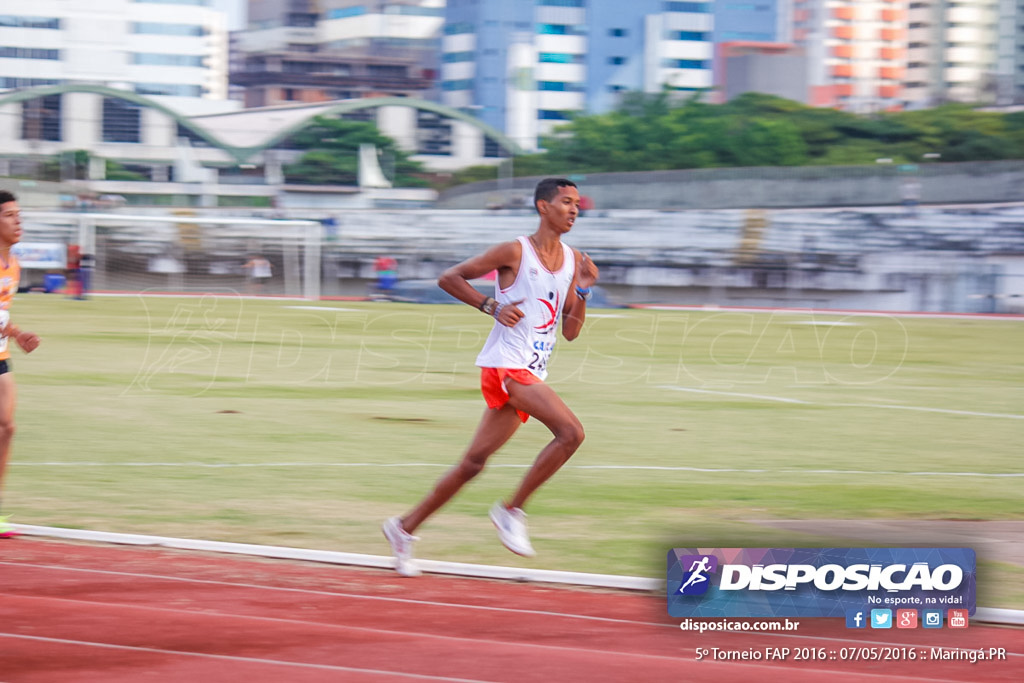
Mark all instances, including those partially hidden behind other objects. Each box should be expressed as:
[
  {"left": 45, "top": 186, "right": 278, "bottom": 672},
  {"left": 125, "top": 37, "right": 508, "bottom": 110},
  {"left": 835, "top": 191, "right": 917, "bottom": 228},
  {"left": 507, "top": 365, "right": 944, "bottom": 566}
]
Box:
[
  {"left": 15, "top": 331, "right": 39, "bottom": 354},
  {"left": 495, "top": 299, "right": 525, "bottom": 327},
  {"left": 578, "top": 253, "right": 599, "bottom": 289}
]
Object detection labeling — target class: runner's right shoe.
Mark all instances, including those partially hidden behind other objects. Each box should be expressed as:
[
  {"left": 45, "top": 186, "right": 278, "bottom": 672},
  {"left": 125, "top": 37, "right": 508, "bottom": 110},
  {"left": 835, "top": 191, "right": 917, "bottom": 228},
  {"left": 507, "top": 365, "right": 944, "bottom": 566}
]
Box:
[
  {"left": 382, "top": 516, "right": 421, "bottom": 577},
  {"left": 489, "top": 501, "right": 536, "bottom": 557}
]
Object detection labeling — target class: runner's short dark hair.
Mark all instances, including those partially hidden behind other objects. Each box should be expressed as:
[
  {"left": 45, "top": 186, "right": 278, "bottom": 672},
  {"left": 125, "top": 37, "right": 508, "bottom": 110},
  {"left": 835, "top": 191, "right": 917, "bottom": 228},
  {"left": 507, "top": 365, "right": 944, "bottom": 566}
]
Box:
[
  {"left": 533, "top": 178, "right": 577, "bottom": 214},
  {"left": 0, "top": 191, "right": 16, "bottom": 206}
]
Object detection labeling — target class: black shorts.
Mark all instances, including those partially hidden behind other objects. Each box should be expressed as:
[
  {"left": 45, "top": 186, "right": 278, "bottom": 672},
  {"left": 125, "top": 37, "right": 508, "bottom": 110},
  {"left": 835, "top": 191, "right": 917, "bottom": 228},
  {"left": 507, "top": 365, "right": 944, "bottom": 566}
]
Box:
[{"left": 0, "top": 360, "right": 10, "bottom": 375}]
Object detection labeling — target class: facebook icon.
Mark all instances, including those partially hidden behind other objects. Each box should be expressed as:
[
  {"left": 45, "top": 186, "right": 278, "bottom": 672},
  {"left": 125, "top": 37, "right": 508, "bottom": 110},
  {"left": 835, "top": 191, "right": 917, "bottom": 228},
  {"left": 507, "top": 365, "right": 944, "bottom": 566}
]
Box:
[{"left": 846, "top": 609, "right": 867, "bottom": 629}]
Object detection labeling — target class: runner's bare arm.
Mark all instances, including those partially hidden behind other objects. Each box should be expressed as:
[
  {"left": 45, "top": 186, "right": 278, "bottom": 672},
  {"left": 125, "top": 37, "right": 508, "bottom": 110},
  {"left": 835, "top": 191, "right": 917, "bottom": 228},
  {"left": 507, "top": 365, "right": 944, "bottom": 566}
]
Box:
[
  {"left": 4, "top": 321, "right": 40, "bottom": 353},
  {"left": 562, "top": 250, "right": 599, "bottom": 341},
  {"left": 438, "top": 240, "right": 522, "bottom": 310}
]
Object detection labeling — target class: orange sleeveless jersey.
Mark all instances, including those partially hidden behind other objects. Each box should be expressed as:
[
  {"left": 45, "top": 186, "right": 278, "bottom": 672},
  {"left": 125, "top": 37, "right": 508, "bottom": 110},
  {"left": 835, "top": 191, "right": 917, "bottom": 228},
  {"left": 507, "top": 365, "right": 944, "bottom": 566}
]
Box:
[{"left": 0, "top": 255, "right": 20, "bottom": 361}]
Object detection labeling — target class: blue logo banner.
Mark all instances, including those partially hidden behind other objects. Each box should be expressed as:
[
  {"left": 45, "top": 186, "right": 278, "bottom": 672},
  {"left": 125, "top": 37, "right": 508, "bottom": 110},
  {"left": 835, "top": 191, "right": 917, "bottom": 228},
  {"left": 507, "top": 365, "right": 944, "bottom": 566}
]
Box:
[{"left": 667, "top": 548, "right": 976, "bottom": 618}]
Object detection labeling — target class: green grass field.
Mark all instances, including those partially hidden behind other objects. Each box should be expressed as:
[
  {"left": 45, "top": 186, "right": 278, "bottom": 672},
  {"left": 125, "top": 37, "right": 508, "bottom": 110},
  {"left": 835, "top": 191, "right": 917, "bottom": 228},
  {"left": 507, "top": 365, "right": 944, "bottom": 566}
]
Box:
[{"left": 7, "top": 295, "right": 1024, "bottom": 607}]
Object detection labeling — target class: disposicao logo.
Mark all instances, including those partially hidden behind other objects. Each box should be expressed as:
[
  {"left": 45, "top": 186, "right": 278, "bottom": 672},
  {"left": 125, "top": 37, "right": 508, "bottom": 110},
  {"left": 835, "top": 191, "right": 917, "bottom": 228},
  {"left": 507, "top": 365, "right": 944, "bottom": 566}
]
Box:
[
  {"left": 667, "top": 548, "right": 975, "bottom": 619},
  {"left": 676, "top": 555, "right": 718, "bottom": 596}
]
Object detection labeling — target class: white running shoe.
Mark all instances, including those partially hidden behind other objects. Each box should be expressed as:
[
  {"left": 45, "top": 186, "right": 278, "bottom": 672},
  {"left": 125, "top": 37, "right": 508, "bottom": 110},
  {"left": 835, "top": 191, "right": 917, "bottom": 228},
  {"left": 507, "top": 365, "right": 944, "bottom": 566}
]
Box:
[
  {"left": 489, "top": 501, "right": 536, "bottom": 557},
  {"left": 382, "top": 516, "right": 422, "bottom": 577}
]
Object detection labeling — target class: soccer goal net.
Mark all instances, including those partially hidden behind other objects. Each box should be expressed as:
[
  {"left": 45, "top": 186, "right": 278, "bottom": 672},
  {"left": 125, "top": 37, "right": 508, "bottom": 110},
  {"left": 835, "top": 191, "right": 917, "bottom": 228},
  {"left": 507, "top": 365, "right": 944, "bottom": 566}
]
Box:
[{"left": 20, "top": 211, "right": 323, "bottom": 299}]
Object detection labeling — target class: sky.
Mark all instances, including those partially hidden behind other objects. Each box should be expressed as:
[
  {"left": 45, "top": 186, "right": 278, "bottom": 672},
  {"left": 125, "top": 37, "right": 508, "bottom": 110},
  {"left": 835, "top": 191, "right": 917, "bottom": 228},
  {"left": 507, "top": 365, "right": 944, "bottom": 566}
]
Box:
[{"left": 212, "top": 0, "right": 246, "bottom": 31}]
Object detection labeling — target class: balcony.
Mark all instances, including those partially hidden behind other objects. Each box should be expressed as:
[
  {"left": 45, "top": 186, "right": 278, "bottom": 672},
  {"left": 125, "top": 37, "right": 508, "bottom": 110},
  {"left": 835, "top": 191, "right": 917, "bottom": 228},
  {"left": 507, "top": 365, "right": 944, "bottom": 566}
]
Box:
[
  {"left": 833, "top": 25, "right": 854, "bottom": 40},
  {"left": 832, "top": 63, "right": 854, "bottom": 78},
  {"left": 878, "top": 84, "right": 901, "bottom": 99},
  {"left": 879, "top": 66, "right": 903, "bottom": 80}
]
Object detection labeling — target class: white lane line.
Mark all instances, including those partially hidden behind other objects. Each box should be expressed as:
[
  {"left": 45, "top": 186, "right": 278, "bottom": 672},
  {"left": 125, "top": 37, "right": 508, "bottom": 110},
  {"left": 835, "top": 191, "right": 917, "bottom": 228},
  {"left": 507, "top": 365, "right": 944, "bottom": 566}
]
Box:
[
  {"left": 660, "top": 385, "right": 1024, "bottom": 420},
  {"left": 284, "top": 306, "right": 360, "bottom": 312},
  {"left": 0, "top": 634, "right": 970, "bottom": 683},
  {"left": 659, "top": 386, "right": 810, "bottom": 404},
  {"left": 0, "top": 633, "right": 492, "bottom": 682},
  {"left": 0, "top": 561, "right": 666, "bottom": 629},
  {"left": 8, "top": 563, "right": 1020, "bottom": 655},
  {"left": 635, "top": 305, "right": 1024, "bottom": 321},
  {"left": 14, "top": 462, "right": 1022, "bottom": 477},
  {"left": 1, "top": 592, "right": 690, "bottom": 666}
]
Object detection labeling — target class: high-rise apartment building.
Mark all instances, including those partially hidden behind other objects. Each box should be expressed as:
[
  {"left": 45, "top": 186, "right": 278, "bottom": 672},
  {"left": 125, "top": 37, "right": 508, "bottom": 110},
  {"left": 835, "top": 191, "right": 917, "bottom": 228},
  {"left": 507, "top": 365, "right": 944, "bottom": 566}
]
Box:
[
  {"left": 792, "top": 0, "right": 906, "bottom": 112},
  {"left": 441, "top": 0, "right": 715, "bottom": 151},
  {"left": 233, "top": 0, "right": 442, "bottom": 106},
  {"left": 715, "top": 0, "right": 793, "bottom": 44},
  {"left": 0, "top": 0, "right": 228, "bottom": 107},
  {"left": 905, "top": 0, "right": 1012, "bottom": 107}
]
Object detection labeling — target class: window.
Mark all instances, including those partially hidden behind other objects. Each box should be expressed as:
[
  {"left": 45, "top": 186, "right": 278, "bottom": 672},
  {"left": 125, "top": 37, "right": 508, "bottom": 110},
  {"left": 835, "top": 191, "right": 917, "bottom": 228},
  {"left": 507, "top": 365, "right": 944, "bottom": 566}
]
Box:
[
  {"left": 367, "top": 64, "right": 406, "bottom": 77},
  {"left": 133, "top": 22, "right": 206, "bottom": 36},
  {"left": 416, "top": 110, "right": 451, "bottom": 155},
  {"left": 537, "top": 0, "right": 585, "bottom": 5},
  {"left": 538, "top": 24, "right": 567, "bottom": 34},
  {"left": 483, "top": 136, "right": 502, "bottom": 158},
  {"left": 670, "top": 31, "right": 709, "bottom": 41},
  {"left": 0, "top": 15, "right": 60, "bottom": 29},
  {"left": 0, "top": 47, "right": 59, "bottom": 60},
  {"left": 663, "top": 59, "right": 709, "bottom": 69},
  {"left": 609, "top": 28, "right": 627, "bottom": 37},
  {"left": 538, "top": 81, "right": 584, "bottom": 91},
  {"left": 1, "top": 77, "right": 59, "bottom": 88},
  {"left": 441, "top": 79, "right": 473, "bottom": 91},
  {"left": 328, "top": 6, "right": 366, "bottom": 19},
  {"left": 608, "top": 56, "right": 626, "bottom": 65},
  {"left": 176, "top": 123, "right": 210, "bottom": 147},
  {"left": 133, "top": 53, "right": 205, "bottom": 67},
  {"left": 539, "top": 52, "right": 581, "bottom": 63},
  {"left": 134, "top": 83, "right": 203, "bottom": 97},
  {"left": 664, "top": 2, "right": 711, "bottom": 12},
  {"left": 21, "top": 95, "right": 61, "bottom": 142},
  {"left": 443, "top": 51, "right": 475, "bottom": 63},
  {"left": 444, "top": 22, "right": 473, "bottom": 35},
  {"left": 538, "top": 110, "right": 572, "bottom": 120},
  {"left": 102, "top": 99, "right": 142, "bottom": 143}
]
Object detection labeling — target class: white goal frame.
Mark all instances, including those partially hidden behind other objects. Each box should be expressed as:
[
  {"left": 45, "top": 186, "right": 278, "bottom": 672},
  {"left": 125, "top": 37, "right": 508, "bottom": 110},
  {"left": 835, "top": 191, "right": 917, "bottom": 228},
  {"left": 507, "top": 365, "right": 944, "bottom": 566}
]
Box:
[{"left": 23, "top": 212, "right": 323, "bottom": 300}]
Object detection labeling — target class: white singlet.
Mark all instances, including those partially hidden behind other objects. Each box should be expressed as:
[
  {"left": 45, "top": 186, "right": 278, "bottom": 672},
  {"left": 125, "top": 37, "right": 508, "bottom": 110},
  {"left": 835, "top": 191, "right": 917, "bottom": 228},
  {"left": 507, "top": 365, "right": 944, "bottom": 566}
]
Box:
[{"left": 475, "top": 236, "right": 576, "bottom": 380}]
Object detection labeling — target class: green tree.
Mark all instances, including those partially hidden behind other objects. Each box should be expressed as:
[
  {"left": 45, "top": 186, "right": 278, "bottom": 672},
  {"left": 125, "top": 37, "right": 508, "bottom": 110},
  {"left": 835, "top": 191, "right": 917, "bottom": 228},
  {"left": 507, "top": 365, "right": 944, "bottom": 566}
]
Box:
[
  {"left": 282, "top": 116, "right": 426, "bottom": 186},
  {"left": 500, "top": 93, "right": 1024, "bottom": 176}
]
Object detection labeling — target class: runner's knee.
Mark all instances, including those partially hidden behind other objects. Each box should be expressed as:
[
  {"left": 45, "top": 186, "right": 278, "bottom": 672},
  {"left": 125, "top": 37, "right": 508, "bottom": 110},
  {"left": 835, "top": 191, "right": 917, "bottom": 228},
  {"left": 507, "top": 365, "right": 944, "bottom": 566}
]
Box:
[
  {"left": 554, "top": 420, "right": 585, "bottom": 452},
  {"left": 455, "top": 456, "right": 486, "bottom": 481}
]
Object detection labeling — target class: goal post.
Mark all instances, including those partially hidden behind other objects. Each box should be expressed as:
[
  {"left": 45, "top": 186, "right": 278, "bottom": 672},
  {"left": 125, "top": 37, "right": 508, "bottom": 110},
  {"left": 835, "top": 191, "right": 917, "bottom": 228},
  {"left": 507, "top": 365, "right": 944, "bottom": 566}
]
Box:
[{"left": 21, "top": 212, "right": 323, "bottom": 300}]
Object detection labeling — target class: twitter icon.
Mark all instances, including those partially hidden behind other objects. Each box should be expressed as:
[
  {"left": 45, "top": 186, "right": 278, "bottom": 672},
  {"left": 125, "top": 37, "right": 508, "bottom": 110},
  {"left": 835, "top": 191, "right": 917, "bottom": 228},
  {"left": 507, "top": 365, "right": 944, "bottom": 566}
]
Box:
[{"left": 870, "top": 609, "right": 893, "bottom": 629}]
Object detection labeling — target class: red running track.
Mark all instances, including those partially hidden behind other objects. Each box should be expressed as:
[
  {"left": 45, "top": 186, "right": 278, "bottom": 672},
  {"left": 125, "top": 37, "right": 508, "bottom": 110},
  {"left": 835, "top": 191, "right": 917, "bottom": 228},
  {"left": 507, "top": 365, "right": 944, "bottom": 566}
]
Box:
[{"left": 1, "top": 538, "right": 1021, "bottom": 682}]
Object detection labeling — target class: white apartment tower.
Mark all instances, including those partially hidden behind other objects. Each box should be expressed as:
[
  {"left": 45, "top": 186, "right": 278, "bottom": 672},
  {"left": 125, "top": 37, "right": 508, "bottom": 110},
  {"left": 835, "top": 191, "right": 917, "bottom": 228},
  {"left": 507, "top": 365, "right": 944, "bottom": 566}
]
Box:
[{"left": 0, "top": 0, "right": 229, "bottom": 107}]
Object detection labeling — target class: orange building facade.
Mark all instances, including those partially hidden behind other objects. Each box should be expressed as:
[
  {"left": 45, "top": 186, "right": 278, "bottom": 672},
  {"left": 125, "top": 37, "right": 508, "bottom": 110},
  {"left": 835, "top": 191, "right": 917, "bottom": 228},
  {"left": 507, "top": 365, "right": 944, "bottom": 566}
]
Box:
[{"left": 793, "top": 0, "right": 908, "bottom": 111}]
